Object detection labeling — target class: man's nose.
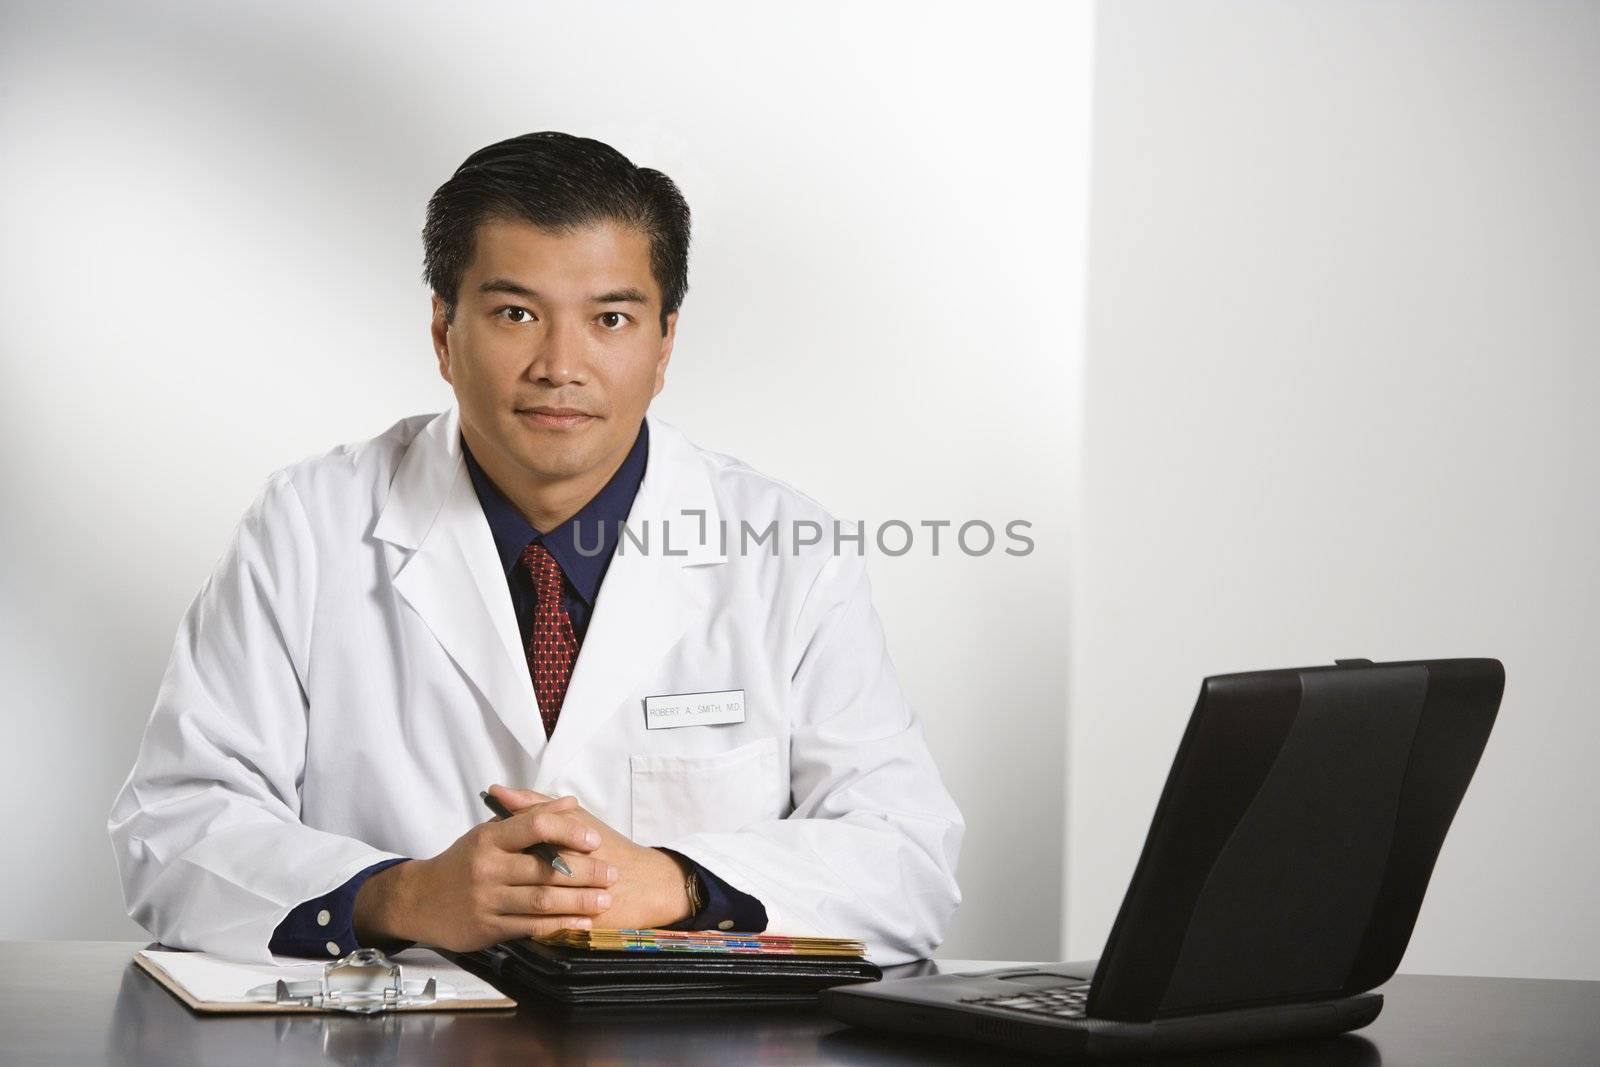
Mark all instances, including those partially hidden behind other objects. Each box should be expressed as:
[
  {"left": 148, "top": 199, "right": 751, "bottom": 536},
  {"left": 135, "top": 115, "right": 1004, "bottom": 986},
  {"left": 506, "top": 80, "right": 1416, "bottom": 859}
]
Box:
[{"left": 526, "top": 316, "right": 588, "bottom": 386}]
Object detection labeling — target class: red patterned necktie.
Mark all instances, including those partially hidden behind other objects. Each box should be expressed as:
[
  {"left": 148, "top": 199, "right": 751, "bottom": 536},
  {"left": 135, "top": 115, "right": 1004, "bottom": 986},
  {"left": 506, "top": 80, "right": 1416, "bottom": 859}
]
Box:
[{"left": 520, "top": 542, "right": 578, "bottom": 738}]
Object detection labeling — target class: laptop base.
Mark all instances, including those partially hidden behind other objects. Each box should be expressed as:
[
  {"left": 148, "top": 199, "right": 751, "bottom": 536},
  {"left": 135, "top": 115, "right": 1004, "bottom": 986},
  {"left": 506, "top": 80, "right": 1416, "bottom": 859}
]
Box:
[{"left": 821, "top": 964, "right": 1384, "bottom": 1060}]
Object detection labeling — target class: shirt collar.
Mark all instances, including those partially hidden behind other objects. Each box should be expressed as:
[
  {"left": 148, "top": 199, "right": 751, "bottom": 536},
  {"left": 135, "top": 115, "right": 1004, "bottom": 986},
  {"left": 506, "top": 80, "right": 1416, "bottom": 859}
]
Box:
[{"left": 461, "top": 419, "right": 649, "bottom": 606}]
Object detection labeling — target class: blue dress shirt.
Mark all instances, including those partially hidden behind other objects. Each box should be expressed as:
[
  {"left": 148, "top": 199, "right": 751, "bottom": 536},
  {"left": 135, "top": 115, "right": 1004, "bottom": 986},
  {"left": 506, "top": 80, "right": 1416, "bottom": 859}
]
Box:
[{"left": 269, "top": 419, "right": 765, "bottom": 958}]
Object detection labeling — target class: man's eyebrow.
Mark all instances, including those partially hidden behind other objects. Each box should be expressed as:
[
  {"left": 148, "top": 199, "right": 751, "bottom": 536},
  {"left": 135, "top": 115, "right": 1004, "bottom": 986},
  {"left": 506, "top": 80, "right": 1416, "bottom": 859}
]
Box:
[
  {"left": 476, "top": 278, "right": 652, "bottom": 304},
  {"left": 591, "top": 287, "right": 651, "bottom": 305},
  {"left": 478, "top": 277, "right": 538, "bottom": 298}
]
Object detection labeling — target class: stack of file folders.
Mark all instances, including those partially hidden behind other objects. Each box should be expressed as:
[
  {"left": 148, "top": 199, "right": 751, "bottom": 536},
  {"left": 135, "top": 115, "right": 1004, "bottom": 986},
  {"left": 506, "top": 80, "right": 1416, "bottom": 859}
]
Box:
[{"left": 462, "top": 928, "right": 882, "bottom": 1011}]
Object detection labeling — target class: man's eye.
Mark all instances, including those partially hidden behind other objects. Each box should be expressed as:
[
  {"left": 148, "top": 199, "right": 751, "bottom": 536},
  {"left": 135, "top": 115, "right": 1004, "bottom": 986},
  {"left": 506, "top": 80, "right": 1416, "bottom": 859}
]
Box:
[
  {"left": 598, "top": 311, "right": 630, "bottom": 330},
  {"left": 498, "top": 307, "right": 535, "bottom": 323}
]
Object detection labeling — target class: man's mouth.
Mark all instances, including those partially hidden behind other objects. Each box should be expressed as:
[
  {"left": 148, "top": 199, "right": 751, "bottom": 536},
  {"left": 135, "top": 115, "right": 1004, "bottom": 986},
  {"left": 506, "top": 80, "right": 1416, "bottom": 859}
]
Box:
[{"left": 517, "top": 407, "right": 596, "bottom": 429}]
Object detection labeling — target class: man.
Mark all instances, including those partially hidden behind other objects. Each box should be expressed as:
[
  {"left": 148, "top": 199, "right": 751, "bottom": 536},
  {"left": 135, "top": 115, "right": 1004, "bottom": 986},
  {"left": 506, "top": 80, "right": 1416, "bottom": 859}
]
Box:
[{"left": 108, "top": 132, "right": 963, "bottom": 966}]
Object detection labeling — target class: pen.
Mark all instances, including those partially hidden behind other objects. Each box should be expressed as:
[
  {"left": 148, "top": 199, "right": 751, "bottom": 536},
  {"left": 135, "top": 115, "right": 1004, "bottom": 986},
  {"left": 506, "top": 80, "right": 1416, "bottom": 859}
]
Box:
[{"left": 479, "top": 790, "right": 576, "bottom": 877}]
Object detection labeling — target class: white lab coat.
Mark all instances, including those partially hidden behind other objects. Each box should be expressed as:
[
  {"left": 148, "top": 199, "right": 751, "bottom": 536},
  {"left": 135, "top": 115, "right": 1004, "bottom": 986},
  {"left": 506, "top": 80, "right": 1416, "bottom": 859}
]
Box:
[{"left": 108, "top": 405, "right": 963, "bottom": 964}]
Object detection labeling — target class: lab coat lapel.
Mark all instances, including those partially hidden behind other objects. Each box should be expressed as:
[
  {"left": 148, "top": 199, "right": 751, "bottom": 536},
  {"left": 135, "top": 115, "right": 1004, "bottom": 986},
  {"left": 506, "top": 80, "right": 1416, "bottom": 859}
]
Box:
[
  {"left": 535, "top": 414, "right": 726, "bottom": 787},
  {"left": 375, "top": 406, "right": 547, "bottom": 763}
]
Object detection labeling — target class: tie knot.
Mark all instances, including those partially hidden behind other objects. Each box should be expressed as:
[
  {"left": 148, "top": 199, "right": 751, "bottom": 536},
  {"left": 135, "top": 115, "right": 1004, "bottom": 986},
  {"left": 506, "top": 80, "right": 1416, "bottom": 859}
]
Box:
[{"left": 519, "top": 541, "right": 565, "bottom": 601}]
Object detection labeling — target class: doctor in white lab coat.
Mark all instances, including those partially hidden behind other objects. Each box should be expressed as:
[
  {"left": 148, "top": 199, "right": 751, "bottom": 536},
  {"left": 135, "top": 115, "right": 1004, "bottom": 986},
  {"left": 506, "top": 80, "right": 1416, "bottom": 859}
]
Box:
[{"left": 108, "top": 131, "right": 963, "bottom": 966}]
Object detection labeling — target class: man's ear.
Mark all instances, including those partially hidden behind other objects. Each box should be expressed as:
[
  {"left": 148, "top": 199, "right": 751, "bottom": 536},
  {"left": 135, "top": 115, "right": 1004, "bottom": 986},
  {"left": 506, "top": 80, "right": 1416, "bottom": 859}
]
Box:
[
  {"left": 652, "top": 311, "right": 677, "bottom": 397},
  {"left": 430, "top": 294, "right": 453, "bottom": 384}
]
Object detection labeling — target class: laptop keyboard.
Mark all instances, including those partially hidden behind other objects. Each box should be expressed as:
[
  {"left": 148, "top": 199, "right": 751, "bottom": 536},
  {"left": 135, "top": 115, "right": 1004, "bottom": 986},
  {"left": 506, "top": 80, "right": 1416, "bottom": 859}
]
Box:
[{"left": 963, "top": 982, "right": 1091, "bottom": 1019}]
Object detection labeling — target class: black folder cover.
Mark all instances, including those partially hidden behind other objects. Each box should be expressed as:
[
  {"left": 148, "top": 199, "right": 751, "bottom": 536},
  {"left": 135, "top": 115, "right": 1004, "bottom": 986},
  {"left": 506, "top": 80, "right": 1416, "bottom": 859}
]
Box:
[{"left": 463, "top": 937, "right": 882, "bottom": 1009}]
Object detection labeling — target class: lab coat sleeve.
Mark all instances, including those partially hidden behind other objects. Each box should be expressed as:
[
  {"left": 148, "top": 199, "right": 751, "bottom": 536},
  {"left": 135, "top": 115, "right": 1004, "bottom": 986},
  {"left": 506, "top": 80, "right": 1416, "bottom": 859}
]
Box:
[
  {"left": 107, "top": 470, "right": 405, "bottom": 963},
  {"left": 662, "top": 550, "right": 965, "bottom": 965}
]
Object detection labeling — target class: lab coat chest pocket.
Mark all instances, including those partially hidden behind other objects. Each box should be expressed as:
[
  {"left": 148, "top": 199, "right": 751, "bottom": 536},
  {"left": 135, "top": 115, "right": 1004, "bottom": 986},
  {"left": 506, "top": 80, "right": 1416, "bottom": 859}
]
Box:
[{"left": 629, "top": 737, "right": 782, "bottom": 845}]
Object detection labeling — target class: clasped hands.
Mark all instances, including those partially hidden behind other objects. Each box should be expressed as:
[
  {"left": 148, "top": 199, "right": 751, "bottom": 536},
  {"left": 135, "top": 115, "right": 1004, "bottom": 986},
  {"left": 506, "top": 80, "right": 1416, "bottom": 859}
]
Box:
[{"left": 354, "top": 785, "right": 693, "bottom": 952}]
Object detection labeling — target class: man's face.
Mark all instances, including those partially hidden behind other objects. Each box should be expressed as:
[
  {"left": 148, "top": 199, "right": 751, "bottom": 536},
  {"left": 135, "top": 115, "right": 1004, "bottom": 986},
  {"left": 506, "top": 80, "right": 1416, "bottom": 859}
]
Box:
[{"left": 433, "top": 216, "right": 675, "bottom": 488}]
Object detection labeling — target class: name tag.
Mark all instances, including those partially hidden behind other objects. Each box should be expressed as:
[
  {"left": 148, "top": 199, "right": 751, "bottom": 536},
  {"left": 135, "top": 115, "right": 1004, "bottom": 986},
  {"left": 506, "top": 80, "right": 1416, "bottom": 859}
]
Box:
[{"left": 644, "top": 689, "right": 747, "bottom": 730}]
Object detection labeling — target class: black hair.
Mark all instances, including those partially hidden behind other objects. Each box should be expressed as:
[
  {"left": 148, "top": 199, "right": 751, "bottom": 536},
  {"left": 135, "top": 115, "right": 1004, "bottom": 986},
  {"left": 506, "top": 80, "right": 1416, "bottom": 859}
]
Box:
[{"left": 422, "top": 131, "right": 691, "bottom": 334}]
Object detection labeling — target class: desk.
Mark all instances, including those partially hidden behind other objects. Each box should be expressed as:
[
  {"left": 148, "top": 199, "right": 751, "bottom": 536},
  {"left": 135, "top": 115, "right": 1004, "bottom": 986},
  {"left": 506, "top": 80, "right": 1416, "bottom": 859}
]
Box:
[{"left": 1, "top": 941, "right": 1595, "bottom": 1065}]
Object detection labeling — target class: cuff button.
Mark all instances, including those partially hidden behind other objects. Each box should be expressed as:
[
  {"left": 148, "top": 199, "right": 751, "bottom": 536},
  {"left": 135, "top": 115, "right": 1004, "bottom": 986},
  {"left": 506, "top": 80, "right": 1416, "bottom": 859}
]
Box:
[
  {"left": 326, "top": 941, "right": 341, "bottom": 956},
  {"left": 717, "top": 920, "right": 735, "bottom": 930},
  {"left": 316, "top": 909, "right": 332, "bottom": 927}
]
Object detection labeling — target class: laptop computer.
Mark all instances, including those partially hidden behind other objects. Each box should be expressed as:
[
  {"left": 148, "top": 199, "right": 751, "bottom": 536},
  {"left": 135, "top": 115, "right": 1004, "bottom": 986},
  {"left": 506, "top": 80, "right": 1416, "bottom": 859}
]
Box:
[{"left": 822, "top": 657, "right": 1504, "bottom": 1059}]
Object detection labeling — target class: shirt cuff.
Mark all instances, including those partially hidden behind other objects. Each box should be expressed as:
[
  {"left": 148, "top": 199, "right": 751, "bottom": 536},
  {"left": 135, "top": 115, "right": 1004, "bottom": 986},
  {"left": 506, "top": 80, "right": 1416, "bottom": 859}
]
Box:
[
  {"left": 268, "top": 857, "right": 413, "bottom": 959},
  {"left": 656, "top": 848, "right": 769, "bottom": 933}
]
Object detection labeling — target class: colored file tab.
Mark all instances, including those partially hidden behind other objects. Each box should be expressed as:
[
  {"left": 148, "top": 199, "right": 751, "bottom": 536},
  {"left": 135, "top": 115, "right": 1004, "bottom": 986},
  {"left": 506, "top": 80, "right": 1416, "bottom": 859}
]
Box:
[{"left": 537, "top": 928, "right": 868, "bottom": 958}]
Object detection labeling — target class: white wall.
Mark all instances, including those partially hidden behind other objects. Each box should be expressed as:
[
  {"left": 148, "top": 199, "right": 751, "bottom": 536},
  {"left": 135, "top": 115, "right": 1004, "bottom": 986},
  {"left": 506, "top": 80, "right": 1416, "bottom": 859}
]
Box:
[
  {"left": 0, "top": 1, "right": 1093, "bottom": 960},
  {"left": 1072, "top": 0, "right": 1600, "bottom": 979}
]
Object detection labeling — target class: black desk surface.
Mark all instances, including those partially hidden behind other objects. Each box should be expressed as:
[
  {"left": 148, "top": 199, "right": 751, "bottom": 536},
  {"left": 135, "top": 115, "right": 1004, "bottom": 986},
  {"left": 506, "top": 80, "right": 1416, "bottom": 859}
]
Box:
[{"left": 3, "top": 941, "right": 1597, "bottom": 1065}]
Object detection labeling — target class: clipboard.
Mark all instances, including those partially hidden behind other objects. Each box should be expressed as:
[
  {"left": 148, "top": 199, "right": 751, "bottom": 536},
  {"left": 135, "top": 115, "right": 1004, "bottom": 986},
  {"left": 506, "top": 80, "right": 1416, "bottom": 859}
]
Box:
[{"left": 134, "top": 946, "right": 516, "bottom": 1014}]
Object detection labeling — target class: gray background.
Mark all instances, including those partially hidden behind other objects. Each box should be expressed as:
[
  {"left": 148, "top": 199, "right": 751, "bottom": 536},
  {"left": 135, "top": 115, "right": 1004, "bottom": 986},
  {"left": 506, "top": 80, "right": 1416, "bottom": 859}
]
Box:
[{"left": 1074, "top": 0, "right": 1598, "bottom": 980}]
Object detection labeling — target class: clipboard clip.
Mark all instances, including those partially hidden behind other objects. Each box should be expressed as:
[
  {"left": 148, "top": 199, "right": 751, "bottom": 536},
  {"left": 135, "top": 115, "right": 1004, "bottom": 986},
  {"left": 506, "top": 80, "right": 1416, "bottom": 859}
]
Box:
[{"left": 246, "top": 948, "right": 448, "bottom": 1014}]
